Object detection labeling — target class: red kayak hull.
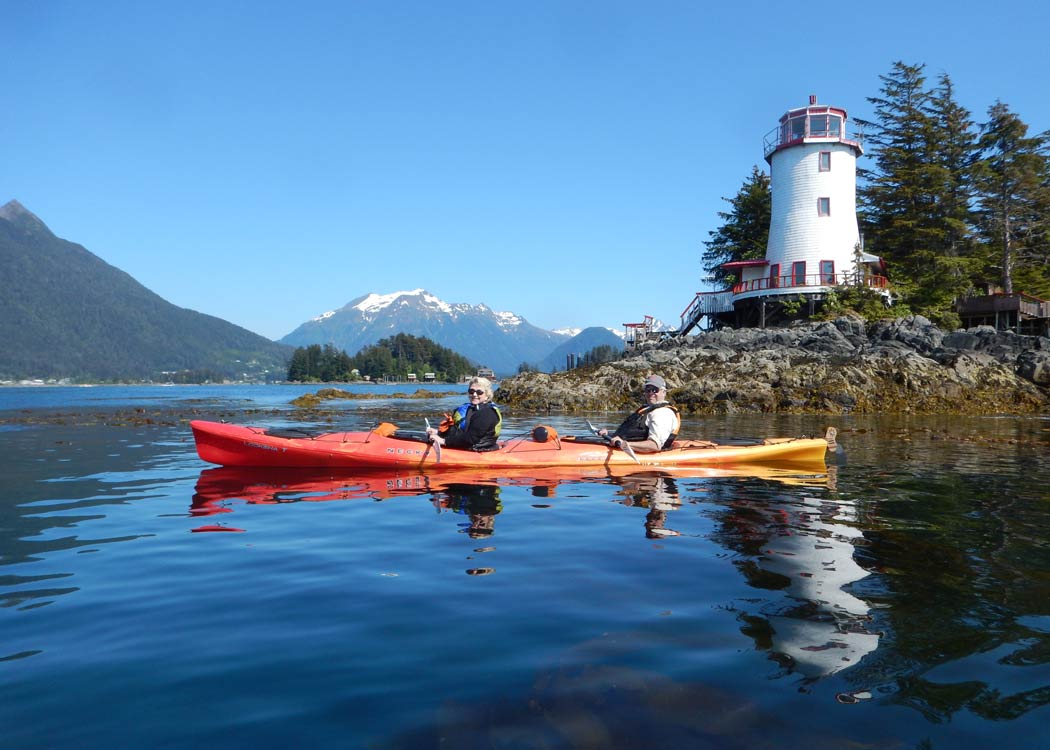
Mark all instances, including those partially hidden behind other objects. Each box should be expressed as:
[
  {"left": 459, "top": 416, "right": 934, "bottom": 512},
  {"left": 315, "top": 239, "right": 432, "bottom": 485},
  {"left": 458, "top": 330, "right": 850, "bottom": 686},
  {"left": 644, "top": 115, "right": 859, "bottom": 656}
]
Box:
[{"left": 190, "top": 420, "right": 830, "bottom": 470}]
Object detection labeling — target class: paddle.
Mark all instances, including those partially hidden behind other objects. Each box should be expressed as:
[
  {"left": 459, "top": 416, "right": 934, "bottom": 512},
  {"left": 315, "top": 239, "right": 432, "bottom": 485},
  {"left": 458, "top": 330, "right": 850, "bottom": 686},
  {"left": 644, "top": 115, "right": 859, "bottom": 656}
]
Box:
[
  {"left": 585, "top": 419, "right": 641, "bottom": 464},
  {"left": 424, "top": 417, "right": 442, "bottom": 464},
  {"left": 824, "top": 426, "right": 848, "bottom": 465}
]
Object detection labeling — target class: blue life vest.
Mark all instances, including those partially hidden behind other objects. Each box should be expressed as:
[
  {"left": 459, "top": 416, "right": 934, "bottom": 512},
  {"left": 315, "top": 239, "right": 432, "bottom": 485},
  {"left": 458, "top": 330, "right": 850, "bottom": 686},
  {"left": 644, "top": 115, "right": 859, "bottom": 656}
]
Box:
[
  {"left": 447, "top": 402, "right": 503, "bottom": 451},
  {"left": 452, "top": 402, "right": 503, "bottom": 436}
]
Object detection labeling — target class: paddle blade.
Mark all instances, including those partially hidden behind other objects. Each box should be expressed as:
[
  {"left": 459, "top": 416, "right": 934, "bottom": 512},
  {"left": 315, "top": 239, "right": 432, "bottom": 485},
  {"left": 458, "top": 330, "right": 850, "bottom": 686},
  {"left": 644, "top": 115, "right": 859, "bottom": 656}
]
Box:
[
  {"left": 824, "top": 426, "right": 847, "bottom": 465},
  {"left": 620, "top": 441, "right": 641, "bottom": 464}
]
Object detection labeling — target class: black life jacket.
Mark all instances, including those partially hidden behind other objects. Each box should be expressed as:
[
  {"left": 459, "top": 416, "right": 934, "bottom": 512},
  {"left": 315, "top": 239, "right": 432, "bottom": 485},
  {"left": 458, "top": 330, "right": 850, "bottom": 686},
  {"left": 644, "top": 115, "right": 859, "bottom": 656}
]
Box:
[
  {"left": 447, "top": 402, "right": 503, "bottom": 452},
  {"left": 613, "top": 403, "right": 681, "bottom": 450}
]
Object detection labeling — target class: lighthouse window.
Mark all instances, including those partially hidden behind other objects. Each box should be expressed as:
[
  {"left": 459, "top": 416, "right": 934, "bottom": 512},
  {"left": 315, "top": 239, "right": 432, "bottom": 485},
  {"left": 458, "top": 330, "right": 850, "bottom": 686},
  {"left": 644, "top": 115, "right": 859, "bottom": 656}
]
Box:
[
  {"left": 820, "top": 260, "right": 835, "bottom": 284},
  {"left": 818, "top": 197, "right": 831, "bottom": 216},
  {"left": 807, "top": 115, "right": 842, "bottom": 138},
  {"left": 819, "top": 151, "right": 831, "bottom": 171},
  {"left": 792, "top": 261, "right": 807, "bottom": 286}
]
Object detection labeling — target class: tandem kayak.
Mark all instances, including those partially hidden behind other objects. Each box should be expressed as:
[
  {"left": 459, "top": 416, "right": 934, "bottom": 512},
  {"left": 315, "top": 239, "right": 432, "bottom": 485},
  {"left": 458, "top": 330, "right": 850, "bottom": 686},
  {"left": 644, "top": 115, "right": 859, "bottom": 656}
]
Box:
[{"left": 190, "top": 419, "right": 833, "bottom": 470}]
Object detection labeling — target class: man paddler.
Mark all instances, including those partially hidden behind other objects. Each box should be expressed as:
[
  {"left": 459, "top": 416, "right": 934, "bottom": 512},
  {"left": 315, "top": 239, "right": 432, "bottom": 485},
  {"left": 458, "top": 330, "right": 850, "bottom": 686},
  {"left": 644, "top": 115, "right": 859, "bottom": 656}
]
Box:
[{"left": 598, "top": 375, "right": 694, "bottom": 454}]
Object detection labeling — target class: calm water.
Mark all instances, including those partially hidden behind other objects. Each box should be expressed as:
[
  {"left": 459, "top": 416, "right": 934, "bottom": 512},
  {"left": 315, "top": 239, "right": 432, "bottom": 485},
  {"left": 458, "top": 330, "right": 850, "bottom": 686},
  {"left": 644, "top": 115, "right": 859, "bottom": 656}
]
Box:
[{"left": 1, "top": 385, "right": 1048, "bottom": 749}]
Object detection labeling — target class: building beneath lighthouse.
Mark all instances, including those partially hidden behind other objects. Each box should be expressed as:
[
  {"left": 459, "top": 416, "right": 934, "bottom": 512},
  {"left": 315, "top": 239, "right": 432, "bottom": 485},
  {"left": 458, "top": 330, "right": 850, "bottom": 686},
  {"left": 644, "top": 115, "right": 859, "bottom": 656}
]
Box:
[{"left": 674, "top": 95, "right": 890, "bottom": 334}]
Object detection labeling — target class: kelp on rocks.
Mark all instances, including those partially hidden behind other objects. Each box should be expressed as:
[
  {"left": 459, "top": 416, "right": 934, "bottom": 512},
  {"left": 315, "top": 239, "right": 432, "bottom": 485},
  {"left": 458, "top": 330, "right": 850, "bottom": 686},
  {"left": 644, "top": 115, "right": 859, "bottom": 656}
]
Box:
[{"left": 290, "top": 388, "right": 458, "bottom": 409}]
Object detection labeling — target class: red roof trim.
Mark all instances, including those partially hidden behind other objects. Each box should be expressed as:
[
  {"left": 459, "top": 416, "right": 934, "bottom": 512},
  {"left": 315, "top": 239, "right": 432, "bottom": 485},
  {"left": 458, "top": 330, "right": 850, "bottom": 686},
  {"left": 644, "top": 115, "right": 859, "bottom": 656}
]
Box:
[{"left": 721, "top": 259, "right": 769, "bottom": 268}]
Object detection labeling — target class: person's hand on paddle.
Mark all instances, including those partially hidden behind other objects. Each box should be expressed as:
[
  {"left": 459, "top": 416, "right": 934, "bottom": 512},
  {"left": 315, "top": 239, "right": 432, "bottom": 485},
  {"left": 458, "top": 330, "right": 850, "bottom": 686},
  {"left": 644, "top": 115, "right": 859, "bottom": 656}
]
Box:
[{"left": 425, "top": 427, "right": 445, "bottom": 447}]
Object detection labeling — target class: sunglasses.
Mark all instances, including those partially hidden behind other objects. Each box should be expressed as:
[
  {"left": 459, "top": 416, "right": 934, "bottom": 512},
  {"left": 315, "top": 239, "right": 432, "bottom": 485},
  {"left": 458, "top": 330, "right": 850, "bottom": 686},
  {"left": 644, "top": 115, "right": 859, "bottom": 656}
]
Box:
[
  {"left": 643, "top": 385, "right": 662, "bottom": 393},
  {"left": 467, "top": 389, "right": 486, "bottom": 396}
]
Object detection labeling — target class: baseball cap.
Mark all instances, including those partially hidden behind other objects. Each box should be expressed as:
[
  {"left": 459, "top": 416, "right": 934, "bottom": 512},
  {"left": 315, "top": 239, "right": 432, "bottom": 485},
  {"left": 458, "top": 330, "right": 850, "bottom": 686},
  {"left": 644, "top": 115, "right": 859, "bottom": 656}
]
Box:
[{"left": 643, "top": 375, "right": 667, "bottom": 390}]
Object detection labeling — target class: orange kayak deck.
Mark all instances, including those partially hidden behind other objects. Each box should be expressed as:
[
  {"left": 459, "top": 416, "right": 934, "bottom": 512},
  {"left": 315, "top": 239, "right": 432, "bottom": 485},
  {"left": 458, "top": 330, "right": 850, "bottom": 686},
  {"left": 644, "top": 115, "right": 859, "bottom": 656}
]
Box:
[{"left": 190, "top": 420, "right": 830, "bottom": 470}]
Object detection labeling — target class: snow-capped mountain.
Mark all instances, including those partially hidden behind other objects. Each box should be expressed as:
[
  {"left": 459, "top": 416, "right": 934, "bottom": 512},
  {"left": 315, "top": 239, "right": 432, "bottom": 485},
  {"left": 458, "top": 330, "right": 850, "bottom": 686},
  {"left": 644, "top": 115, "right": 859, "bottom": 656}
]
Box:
[{"left": 280, "top": 289, "right": 573, "bottom": 376}]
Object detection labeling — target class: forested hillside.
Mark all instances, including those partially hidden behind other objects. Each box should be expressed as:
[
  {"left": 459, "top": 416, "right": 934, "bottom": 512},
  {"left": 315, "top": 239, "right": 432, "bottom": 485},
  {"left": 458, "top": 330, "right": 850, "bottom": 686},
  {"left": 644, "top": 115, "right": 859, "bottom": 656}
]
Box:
[{"left": 0, "top": 201, "right": 291, "bottom": 382}]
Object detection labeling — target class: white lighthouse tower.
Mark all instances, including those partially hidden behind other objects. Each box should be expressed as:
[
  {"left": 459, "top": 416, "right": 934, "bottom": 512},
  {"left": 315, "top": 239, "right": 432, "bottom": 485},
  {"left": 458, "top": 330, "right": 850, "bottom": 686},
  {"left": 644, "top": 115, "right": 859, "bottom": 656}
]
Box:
[
  {"left": 764, "top": 94, "right": 864, "bottom": 290},
  {"left": 676, "top": 95, "right": 888, "bottom": 332}
]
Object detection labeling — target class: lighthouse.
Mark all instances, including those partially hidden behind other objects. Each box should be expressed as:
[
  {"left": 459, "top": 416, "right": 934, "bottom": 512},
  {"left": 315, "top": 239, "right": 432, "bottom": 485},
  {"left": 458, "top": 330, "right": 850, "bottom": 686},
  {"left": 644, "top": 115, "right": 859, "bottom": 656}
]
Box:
[
  {"left": 676, "top": 94, "right": 888, "bottom": 332},
  {"left": 763, "top": 94, "right": 864, "bottom": 291}
]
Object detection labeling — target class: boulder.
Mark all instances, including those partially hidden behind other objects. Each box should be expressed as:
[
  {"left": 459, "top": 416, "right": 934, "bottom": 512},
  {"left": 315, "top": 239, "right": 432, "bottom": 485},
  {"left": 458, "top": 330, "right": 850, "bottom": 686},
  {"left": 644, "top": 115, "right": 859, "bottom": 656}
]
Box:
[{"left": 1017, "top": 350, "right": 1050, "bottom": 386}]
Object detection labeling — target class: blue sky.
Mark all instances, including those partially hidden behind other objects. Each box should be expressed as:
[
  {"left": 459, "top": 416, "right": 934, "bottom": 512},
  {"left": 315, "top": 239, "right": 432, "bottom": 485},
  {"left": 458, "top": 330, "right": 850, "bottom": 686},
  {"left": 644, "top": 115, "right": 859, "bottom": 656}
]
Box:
[{"left": 4, "top": 1, "right": 1049, "bottom": 341}]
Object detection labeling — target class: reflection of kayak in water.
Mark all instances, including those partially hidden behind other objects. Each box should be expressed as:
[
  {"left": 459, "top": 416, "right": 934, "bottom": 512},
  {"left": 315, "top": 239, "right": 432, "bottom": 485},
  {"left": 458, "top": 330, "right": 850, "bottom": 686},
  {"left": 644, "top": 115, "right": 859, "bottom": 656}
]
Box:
[
  {"left": 190, "top": 419, "right": 832, "bottom": 470},
  {"left": 190, "top": 462, "right": 831, "bottom": 518}
]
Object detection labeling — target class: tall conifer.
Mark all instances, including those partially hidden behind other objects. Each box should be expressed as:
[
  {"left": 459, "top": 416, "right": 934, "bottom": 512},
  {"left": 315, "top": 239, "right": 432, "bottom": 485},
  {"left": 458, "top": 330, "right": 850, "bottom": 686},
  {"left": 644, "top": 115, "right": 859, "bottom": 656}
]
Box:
[
  {"left": 926, "top": 75, "right": 979, "bottom": 261},
  {"left": 857, "top": 63, "right": 939, "bottom": 310},
  {"left": 857, "top": 63, "right": 985, "bottom": 323},
  {"left": 974, "top": 101, "right": 1050, "bottom": 296}
]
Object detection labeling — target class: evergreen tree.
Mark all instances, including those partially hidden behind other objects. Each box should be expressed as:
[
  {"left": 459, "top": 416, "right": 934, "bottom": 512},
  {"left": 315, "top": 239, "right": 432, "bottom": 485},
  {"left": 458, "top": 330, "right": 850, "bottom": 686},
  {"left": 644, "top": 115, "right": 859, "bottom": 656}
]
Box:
[
  {"left": 974, "top": 101, "right": 1050, "bottom": 296},
  {"left": 701, "top": 166, "right": 771, "bottom": 287},
  {"left": 925, "top": 74, "right": 982, "bottom": 277},
  {"left": 580, "top": 343, "right": 620, "bottom": 366},
  {"left": 287, "top": 347, "right": 310, "bottom": 381},
  {"left": 304, "top": 344, "right": 323, "bottom": 378},
  {"left": 857, "top": 62, "right": 986, "bottom": 324},
  {"left": 856, "top": 63, "right": 937, "bottom": 301},
  {"left": 318, "top": 343, "right": 344, "bottom": 381}
]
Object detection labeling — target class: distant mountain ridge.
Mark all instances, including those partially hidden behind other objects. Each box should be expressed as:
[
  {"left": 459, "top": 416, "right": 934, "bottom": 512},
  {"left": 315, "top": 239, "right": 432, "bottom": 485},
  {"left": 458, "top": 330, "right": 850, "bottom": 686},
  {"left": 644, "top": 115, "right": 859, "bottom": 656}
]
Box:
[
  {"left": 0, "top": 200, "right": 291, "bottom": 381},
  {"left": 281, "top": 289, "right": 575, "bottom": 376}
]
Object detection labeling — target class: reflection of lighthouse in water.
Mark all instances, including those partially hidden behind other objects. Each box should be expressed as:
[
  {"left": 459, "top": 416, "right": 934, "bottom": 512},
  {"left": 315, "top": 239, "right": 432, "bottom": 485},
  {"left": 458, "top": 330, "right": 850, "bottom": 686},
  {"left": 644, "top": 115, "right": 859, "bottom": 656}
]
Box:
[
  {"left": 721, "top": 489, "right": 879, "bottom": 678},
  {"left": 760, "top": 494, "right": 879, "bottom": 677}
]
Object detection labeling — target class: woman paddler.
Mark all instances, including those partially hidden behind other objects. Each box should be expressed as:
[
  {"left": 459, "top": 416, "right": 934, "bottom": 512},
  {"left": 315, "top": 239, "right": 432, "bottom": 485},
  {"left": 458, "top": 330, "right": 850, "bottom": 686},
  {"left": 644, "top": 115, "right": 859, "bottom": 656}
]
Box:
[{"left": 425, "top": 376, "right": 502, "bottom": 451}]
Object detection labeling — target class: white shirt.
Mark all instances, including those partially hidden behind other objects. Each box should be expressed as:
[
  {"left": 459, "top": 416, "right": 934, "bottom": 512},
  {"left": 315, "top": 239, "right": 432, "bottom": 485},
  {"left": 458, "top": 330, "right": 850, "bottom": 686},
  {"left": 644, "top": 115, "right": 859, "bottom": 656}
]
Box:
[{"left": 646, "top": 404, "right": 678, "bottom": 448}]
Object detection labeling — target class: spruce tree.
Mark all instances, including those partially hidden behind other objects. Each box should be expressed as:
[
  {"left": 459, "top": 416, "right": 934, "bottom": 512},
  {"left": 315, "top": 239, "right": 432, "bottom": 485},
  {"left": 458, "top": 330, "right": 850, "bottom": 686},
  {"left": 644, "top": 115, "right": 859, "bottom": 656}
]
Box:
[
  {"left": 287, "top": 347, "right": 310, "bottom": 381},
  {"left": 974, "top": 101, "right": 1050, "bottom": 296},
  {"left": 926, "top": 74, "right": 979, "bottom": 263},
  {"left": 857, "top": 62, "right": 987, "bottom": 324},
  {"left": 856, "top": 62, "right": 937, "bottom": 307}
]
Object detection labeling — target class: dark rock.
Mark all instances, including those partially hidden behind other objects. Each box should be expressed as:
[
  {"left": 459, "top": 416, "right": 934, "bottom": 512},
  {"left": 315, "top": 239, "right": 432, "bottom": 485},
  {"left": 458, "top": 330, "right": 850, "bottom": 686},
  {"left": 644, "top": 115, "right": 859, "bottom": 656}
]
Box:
[{"left": 1017, "top": 351, "right": 1050, "bottom": 386}]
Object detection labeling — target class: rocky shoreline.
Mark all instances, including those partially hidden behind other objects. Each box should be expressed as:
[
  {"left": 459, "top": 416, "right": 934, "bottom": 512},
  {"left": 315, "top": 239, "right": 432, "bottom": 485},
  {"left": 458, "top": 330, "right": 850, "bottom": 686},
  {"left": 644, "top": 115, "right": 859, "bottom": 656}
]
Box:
[{"left": 496, "top": 316, "right": 1050, "bottom": 415}]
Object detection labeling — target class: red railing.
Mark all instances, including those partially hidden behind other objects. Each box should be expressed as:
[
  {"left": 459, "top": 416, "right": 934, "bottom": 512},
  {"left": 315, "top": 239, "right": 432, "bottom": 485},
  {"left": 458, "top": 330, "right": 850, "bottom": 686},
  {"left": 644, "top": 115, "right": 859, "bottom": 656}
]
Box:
[{"left": 732, "top": 273, "right": 888, "bottom": 294}]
